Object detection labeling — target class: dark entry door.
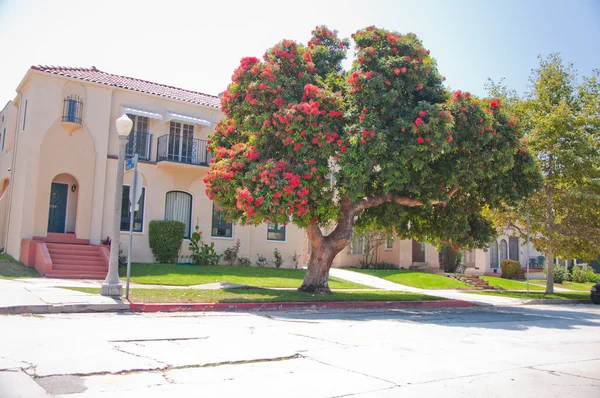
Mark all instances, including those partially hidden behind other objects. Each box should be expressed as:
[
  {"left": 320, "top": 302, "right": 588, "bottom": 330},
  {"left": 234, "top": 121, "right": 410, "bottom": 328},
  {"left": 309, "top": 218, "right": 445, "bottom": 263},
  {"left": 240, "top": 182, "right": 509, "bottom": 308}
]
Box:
[
  {"left": 47, "top": 183, "right": 68, "bottom": 233},
  {"left": 412, "top": 240, "right": 425, "bottom": 263}
]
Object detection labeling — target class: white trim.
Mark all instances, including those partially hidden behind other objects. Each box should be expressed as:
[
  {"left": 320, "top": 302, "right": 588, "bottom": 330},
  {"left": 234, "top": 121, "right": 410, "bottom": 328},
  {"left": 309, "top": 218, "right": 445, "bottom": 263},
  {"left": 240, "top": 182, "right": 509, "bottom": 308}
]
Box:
[
  {"left": 210, "top": 235, "right": 234, "bottom": 241},
  {"left": 121, "top": 106, "right": 163, "bottom": 120},
  {"left": 121, "top": 184, "right": 147, "bottom": 234},
  {"left": 165, "top": 111, "right": 211, "bottom": 127}
]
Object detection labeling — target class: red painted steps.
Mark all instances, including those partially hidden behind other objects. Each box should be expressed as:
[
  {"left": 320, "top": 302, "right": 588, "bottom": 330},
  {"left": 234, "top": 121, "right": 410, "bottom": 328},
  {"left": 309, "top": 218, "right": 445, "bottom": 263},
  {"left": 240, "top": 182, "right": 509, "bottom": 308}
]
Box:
[{"left": 38, "top": 233, "right": 108, "bottom": 279}]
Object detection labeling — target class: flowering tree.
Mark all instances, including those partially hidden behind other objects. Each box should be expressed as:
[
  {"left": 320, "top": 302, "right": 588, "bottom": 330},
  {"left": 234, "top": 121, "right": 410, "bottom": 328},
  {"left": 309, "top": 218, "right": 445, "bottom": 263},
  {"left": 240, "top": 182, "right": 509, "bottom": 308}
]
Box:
[{"left": 205, "top": 26, "right": 540, "bottom": 293}]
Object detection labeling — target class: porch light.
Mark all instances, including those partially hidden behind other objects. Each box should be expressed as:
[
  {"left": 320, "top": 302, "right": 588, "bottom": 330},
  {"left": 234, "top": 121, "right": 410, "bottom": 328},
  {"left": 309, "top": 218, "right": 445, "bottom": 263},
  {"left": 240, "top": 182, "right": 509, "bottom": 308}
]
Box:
[{"left": 116, "top": 114, "right": 133, "bottom": 137}]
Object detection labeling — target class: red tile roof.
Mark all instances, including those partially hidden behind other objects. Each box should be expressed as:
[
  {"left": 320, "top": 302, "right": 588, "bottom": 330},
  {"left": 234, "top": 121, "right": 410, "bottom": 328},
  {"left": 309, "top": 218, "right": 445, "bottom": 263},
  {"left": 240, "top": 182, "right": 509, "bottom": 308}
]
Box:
[{"left": 31, "top": 65, "right": 220, "bottom": 109}]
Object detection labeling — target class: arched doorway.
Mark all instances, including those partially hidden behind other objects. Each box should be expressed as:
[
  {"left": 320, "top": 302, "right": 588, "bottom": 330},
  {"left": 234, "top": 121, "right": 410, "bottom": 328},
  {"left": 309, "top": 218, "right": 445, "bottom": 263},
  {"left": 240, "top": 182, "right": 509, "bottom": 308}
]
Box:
[{"left": 47, "top": 174, "right": 79, "bottom": 234}]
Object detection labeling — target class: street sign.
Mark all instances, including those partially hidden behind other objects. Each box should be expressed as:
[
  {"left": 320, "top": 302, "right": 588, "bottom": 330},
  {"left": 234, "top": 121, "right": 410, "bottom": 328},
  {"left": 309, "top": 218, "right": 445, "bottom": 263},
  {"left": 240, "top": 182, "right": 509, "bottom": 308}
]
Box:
[
  {"left": 129, "top": 171, "right": 143, "bottom": 212},
  {"left": 125, "top": 158, "right": 136, "bottom": 171}
]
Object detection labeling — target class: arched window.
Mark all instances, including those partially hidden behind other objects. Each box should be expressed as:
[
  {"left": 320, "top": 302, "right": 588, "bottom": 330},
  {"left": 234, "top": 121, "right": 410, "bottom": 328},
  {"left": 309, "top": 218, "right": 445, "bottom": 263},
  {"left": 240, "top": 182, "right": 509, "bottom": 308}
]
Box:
[
  {"left": 499, "top": 239, "right": 508, "bottom": 263},
  {"left": 165, "top": 191, "right": 192, "bottom": 238},
  {"left": 490, "top": 241, "right": 499, "bottom": 269}
]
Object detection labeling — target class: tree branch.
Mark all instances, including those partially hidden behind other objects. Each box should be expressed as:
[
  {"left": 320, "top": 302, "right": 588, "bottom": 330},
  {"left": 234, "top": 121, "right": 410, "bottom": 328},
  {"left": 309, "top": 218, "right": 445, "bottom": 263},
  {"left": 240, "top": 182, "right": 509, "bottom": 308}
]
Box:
[{"left": 355, "top": 187, "right": 459, "bottom": 212}]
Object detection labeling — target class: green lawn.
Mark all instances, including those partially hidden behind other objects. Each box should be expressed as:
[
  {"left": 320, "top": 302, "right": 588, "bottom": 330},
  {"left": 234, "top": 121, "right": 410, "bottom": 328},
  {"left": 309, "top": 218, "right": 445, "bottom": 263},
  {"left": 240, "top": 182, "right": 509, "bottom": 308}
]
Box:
[
  {"left": 469, "top": 290, "right": 590, "bottom": 300},
  {"left": 119, "top": 264, "right": 367, "bottom": 289},
  {"left": 66, "top": 287, "right": 446, "bottom": 303},
  {"left": 349, "top": 269, "right": 473, "bottom": 289},
  {"left": 0, "top": 254, "right": 40, "bottom": 279},
  {"left": 530, "top": 280, "right": 595, "bottom": 291},
  {"left": 481, "top": 276, "right": 545, "bottom": 291}
]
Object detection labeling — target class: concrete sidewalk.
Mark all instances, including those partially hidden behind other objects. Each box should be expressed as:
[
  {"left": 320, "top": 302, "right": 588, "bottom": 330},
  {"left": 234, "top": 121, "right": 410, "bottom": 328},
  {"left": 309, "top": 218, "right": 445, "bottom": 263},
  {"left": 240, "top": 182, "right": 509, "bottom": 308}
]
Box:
[
  {"left": 0, "top": 278, "right": 129, "bottom": 314},
  {"left": 329, "top": 268, "right": 576, "bottom": 307}
]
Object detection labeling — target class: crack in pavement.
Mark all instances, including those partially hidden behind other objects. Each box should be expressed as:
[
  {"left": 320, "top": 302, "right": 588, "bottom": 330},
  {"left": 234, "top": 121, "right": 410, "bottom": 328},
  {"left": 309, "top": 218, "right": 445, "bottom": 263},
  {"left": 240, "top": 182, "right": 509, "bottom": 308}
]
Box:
[
  {"left": 32, "top": 353, "right": 304, "bottom": 380},
  {"left": 332, "top": 385, "right": 398, "bottom": 397},
  {"left": 529, "top": 365, "right": 600, "bottom": 381},
  {"left": 109, "top": 337, "right": 208, "bottom": 343},
  {"left": 291, "top": 333, "right": 358, "bottom": 347},
  {"left": 303, "top": 356, "right": 398, "bottom": 386},
  {"left": 111, "top": 344, "right": 170, "bottom": 368}
]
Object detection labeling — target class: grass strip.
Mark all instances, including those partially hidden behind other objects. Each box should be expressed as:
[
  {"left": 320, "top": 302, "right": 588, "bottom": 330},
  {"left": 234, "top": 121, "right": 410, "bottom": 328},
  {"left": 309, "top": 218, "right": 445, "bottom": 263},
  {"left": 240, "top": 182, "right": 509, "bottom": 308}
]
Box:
[{"left": 65, "top": 287, "right": 446, "bottom": 303}]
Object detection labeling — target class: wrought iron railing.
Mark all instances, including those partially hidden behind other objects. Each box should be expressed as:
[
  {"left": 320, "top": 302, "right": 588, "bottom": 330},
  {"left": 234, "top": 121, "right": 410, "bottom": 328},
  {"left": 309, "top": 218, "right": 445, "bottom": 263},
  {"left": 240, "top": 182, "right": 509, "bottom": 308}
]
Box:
[
  {"left": 62, "top": 95, "right": 83, "bottom": 124},
  {"left": 156, "top": 134, "right": 210, "bottom": 166},
  {"left": 126, "top": 131, "right": 152, "bottom": 161}
]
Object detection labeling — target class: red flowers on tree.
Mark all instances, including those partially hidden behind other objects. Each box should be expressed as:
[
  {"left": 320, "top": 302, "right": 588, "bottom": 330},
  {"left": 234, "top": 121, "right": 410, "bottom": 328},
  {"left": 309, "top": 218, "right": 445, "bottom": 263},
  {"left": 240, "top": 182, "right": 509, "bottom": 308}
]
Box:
[{"left": 207, "top": 25, "right": 538, "bottom": 294}]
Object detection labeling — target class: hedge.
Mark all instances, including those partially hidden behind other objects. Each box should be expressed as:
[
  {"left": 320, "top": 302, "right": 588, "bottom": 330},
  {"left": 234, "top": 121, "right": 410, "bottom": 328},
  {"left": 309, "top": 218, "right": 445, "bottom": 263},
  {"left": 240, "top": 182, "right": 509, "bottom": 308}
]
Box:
[
  {"left": 501, "top": 259, "right": 521, "bottom": 279},
  {"left": 148, "top": 220, "right": 185, "bottom": 263}
]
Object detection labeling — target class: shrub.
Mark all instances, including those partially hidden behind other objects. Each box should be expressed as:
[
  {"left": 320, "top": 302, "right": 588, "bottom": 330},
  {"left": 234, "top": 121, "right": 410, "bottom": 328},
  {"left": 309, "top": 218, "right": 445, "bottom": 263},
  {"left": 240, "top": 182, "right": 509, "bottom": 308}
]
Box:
[
  {"left": 273, "top": 248, "right": 283, "bottom": 268},
  {"left": 369, "top": 262, "right": 398, "bottom": 270},
  {"left": 586, "top": 268, "right": 599, "bottom": 283},
  {"left": 440, "top": 243, "right": 463, "bottom": 273},
  {"left": 501, "top": 259, "right": 521, "bottom": 279},
  {"left": 148, "top": 220, "right": 185, "bottom": 263},
  {"left": 292, "top": 251, "right": 300, "bottom": 269},
  {"left": 188, "top": 226, "right": 220, "bottom": 266},
  {"left": 571, "top": 266, "right": 588, "bottom": 283},
  {"left": 256, "top": 254, "right": 269, "bottom": 268},
  {"left": 547, "top": 264, "right": 568, "bottom": 284},
  {"left": 238, "top": 256, "right": 252, "bottom": 267},
  {"left": 223, "top": 239, "right": 241, "bottom": 266}
]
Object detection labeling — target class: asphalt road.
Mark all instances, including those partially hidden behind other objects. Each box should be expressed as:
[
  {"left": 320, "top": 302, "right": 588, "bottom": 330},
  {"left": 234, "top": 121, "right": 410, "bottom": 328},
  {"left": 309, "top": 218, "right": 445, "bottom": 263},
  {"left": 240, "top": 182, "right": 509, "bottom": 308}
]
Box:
[{"left": 1, "top": 305, "right": 599, "bottom": 397}]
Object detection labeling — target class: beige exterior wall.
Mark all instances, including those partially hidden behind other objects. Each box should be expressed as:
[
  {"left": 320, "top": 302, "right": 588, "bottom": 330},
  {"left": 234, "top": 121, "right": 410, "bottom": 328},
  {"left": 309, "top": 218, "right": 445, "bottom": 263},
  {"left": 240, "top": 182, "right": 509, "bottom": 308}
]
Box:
[{"left": 2, "top": 69, "right": 307, "bottom": 268}]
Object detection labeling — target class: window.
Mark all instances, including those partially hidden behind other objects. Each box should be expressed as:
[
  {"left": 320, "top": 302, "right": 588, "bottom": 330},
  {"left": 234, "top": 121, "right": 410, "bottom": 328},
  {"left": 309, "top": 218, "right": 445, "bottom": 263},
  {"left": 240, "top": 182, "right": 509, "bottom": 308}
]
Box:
[
  {"left": 2, "top": 128, "right": 5, "bottom": 151},
  {"left": 508, "top": 236, "right": 520, "bottom": 261},
  {"left": 22, "top": 99, "right": 27, "bottom": 131},
  {"left": 267, "top": 223, "right": 286, "bottom": 241},
  {"left": 385, "top": 238, "right": 394, "bottom": 250},
  {"left": 165, "top": 191, "right": 192, "bottom": 238},
  {"left": 120, "top": 185, "right": 146, "bottom": 232},
  {"left": 347, "top": 234, "right": 363, "bottom": 255},
  {"left": 490, "top": 241, "right": 499, "bottom": 268},
  {"left": 168, "top": 121, "right": 195, "bottom": 162},
  {"left": 126, "top": 114, "right": 151, "bottom": 160},
  {"left": 211, "top": 203, "right": 232, "bottom": 238},
  {"left": 62, "top": 95, "right": 83, "bottom": 124}
]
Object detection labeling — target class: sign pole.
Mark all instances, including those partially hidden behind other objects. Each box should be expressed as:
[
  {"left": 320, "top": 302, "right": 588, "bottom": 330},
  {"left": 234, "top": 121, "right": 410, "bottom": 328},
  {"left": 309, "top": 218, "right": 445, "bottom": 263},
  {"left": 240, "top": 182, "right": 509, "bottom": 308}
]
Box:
[
  {"left": 126, "top": 154, "right": 138, "bottom": 300},
  {"left": 526, "top": 213, "right": 530, "bottom": 296}
]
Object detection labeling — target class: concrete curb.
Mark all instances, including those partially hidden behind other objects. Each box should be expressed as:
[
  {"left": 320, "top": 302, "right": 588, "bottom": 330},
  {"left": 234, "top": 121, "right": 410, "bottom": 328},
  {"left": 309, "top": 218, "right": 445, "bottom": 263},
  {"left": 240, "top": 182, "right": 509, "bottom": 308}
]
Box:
[
  {"left": 522, "top": 299, "right": 592, "bottom": 305},
  {"left": 0, "top": 303, "right": 130, "bottom": 315},
  {"left": 129, "top": 299, "right": 475, "bottom": 312}
]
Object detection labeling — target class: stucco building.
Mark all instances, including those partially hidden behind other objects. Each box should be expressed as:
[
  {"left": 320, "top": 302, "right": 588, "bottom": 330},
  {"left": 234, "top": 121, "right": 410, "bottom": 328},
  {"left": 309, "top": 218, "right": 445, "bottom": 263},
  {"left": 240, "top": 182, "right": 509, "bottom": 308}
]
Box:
[{"left": 0, "top": 66, "right": 441, "bottom": 278}]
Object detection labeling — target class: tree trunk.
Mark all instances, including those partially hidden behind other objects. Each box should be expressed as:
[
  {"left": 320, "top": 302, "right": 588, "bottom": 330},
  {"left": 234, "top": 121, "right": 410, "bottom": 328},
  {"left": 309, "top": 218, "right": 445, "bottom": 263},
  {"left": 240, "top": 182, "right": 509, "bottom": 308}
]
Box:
[
  {"left": 298, "top": 198, "right": 355, "bottom": 294},
  {"left": 545, "top": 249, "right": 554, "bottom": 294},
  {"left": 298, "top": 240, "right": 342, "bottom": 294}
]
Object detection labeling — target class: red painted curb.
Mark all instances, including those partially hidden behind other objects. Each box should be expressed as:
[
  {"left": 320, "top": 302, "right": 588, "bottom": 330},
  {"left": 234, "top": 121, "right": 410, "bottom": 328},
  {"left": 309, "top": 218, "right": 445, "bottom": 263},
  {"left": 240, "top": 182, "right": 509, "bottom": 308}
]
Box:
[{"left": 129, "top": 300, "right": 474, "bottom": 312}]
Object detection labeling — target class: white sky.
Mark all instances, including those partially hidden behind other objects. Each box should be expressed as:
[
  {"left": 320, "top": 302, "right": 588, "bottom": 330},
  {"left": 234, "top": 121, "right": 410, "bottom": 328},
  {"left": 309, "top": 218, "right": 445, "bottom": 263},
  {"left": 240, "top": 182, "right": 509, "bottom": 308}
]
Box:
[{"left": 0, "top": 0, "right": 598, "bottom": 104}]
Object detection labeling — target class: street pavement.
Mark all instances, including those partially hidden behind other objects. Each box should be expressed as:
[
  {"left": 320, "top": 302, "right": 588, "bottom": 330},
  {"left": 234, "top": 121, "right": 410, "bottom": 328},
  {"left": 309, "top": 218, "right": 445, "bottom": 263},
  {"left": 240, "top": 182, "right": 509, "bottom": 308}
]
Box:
[{"left": 1, "top": 305, "right": 599, "bottom": 397}]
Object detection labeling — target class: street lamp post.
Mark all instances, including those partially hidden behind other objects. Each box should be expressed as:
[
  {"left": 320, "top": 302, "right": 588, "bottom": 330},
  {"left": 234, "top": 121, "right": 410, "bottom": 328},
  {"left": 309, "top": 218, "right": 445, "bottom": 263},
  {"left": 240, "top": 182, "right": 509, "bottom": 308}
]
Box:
[{"left": 101, "top": 114, "right": 133, "bottom": 296}]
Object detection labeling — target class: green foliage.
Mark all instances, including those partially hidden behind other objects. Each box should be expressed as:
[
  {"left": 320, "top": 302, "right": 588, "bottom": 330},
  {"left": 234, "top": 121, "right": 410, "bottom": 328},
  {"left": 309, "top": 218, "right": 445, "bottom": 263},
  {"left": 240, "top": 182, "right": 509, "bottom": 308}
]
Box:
[
  {"left": 547, "top": 264, "right": 569, "bottom": 284},
  {"left": 366, "top": 261, "right": 398, "bottom": 270},
  {"left": 501, "top": 259, "right": 521, "bottom": 279},
  {"left": 223, "top": 239, "right": 241, "bottom": 266},
  {"left": 440, "top": 243, "right": 463, "bottom": 273},
  {"left": 571, "top": 266, "right": 598, "bottom": 283},
  {"left": 206, "top": 25, "right": 538, "bottom": 254},
  {"left": 188, "top": 226, "right": 221, "bottom": 266},
  {"left": 238, "top": 256, "right": 252, "bottom": 267},
  {"left": 148, "top": 220, "right": 185, "bottom": 264},
  {"left": 273, "top": 248, "right": 284, "bottom": 268},
  {"left": 255, "top": 254, "right": 269, "bottom": 268}
]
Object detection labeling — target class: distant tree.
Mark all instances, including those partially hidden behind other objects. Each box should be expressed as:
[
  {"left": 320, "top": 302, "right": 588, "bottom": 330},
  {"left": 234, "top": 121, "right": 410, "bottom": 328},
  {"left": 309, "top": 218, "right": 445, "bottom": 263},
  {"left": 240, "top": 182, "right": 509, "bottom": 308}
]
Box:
[
  {"left": 206, "top": 26, "right": 539, "bottom": 294},
  {"left": 487, "top": 55, "right": 600, "bottom": 293}
]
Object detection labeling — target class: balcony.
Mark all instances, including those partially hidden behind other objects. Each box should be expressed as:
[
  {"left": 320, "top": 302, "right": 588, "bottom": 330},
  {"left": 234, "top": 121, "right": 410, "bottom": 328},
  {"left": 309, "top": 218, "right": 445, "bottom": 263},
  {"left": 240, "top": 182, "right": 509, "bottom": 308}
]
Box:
[
  {"left": 156, "top": 134, "right": 211, "bottom": 166},
  {"left": 126, "top": 131, "right": 152, "bottom": 161},
  {"left": 61, "top": 96, "right": 83, "bottom": 134}
]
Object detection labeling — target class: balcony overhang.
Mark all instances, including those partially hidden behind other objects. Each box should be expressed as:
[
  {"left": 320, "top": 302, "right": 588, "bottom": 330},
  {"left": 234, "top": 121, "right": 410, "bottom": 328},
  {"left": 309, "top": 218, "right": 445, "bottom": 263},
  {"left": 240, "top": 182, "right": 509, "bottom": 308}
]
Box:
[
  {"left": 165, "top": 111, "right": 211, "bottom": 127},
  {"left": 121, "top": 106, "right": 163, "bottom": 120}
]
